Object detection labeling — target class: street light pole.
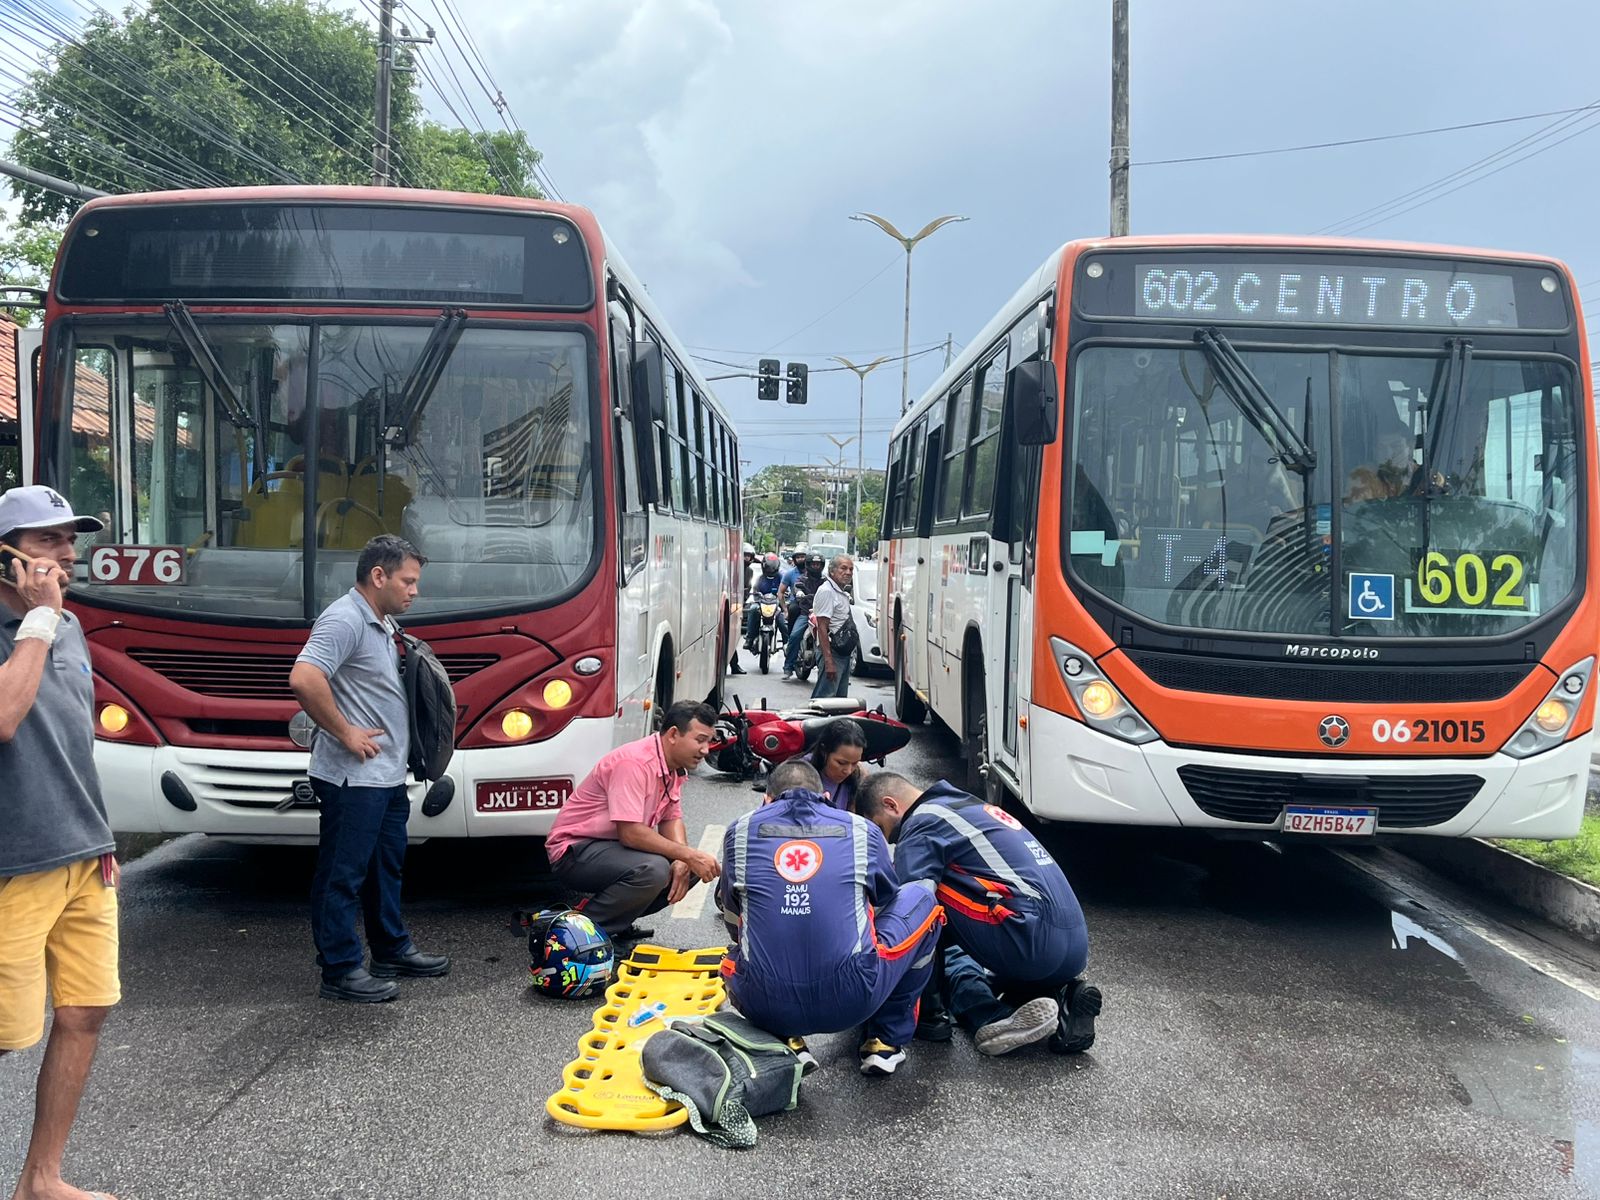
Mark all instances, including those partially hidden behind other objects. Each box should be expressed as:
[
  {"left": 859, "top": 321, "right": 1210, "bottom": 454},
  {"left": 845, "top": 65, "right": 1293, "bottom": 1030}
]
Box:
[
  {"left": 850, "top": 212, "right": 968, "bottom": 416},
  {"left": 832, "top": 354, "right": 889, "bottom": 553},
  {"left": 823, "top": 434, "right": 856, "bottom": 529}
]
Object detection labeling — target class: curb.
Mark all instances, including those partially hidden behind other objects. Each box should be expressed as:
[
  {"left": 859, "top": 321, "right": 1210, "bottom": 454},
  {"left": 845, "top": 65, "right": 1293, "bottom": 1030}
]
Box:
[{"left": 1392, "top": 834, "right": 1600, "bottom": 946}]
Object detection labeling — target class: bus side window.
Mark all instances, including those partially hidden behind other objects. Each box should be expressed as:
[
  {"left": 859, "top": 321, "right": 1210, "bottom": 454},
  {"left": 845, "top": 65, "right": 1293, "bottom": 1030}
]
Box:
[
  {"left": 935, "top": 380, "right": 972, "bottom": 523},
  {"left": 965, "top": 344, "right": 1008, "bottom": 520}
]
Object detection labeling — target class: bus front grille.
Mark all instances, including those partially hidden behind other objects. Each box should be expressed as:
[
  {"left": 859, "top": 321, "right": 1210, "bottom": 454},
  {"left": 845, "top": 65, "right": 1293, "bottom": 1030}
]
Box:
[
  {"left": 127, "top": 648, "right": 499, "bottom": 699},
  {"left": 1124, "top": 650, "right": 1531, "bottom": 704},
  {"left": 1176, "top": 765, "right": 1483, "bottom": 829}
]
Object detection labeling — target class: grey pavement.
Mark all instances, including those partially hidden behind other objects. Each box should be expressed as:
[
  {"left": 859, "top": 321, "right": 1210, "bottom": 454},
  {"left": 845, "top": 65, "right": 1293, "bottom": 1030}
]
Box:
[{"left": 4, "top": 655, "right": 1599, "bottom": 1199}]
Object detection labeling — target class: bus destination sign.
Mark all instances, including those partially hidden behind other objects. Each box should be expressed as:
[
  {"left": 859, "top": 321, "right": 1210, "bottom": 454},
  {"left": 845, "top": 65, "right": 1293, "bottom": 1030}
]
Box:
[{"left": 1132, "top": 261, "right": 1521, "bottom": 329}]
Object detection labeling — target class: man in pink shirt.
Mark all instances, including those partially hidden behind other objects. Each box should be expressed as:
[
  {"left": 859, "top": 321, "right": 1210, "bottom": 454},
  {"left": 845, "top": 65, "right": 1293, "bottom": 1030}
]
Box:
[{"left": 546, "top": 700, "right": 722, "bottom": 940}]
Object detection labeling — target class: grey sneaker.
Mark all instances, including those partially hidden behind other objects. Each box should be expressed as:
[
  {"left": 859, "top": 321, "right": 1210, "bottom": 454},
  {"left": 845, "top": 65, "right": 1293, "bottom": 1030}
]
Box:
[{"left": 974, "top": 996, "right": 1060, "bottom": 1056}]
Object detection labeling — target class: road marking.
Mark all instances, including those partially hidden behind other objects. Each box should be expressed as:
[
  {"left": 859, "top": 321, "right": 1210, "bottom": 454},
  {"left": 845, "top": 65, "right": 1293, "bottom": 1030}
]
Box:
[
  {"left": 671, "top": 823, "right": 726, "bottom": 920},
  {"left": 1330, "top": 847, "right": 1600, "bottom": 1003}
]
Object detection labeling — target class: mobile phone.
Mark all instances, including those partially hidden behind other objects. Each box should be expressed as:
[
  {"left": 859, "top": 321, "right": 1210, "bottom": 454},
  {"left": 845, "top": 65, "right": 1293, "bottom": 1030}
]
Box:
[{"left": 0, "top": 541, "right": 32, "bottom": 588}]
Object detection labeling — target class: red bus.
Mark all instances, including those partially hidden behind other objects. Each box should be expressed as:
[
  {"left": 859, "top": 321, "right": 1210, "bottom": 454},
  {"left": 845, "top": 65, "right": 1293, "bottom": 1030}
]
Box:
[
  {"left": 880, "top": 236, "right": 1596, "bottom": 840},
  {"left": 33, "top": 186, "right": 741, "bottom": 839}
]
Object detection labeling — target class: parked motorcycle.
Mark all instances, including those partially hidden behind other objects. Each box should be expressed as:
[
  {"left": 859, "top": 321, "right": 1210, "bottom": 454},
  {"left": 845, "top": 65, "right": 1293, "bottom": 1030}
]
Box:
[{"left": 709, "top": 694, "right": 912, "bottom": 782}]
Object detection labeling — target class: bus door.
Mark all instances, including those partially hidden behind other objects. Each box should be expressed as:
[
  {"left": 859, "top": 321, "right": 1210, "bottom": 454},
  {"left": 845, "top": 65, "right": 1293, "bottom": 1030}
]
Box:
[
  {"left": 14, "top": 327, "right": 42, "bottom": 482},
  {"left": 1000, "top": 303, "right": 1052, "bottom": 794},
  {"left": 913, "top": 412, "right": 942, "bottom": 697},
  {"left": 611, "top": 305, "right": 651, "bottom": 735}
]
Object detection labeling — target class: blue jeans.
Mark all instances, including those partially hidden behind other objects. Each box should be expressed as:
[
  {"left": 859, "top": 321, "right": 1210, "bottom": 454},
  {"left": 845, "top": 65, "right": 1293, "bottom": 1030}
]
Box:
[
  {"left": 783, "top": 620, "right": 809, "bottom": 672},
  {"left": 310, "top": 779, "right": 413, "bottom": 978},
  {"left": 812, "top": 648, "right": 853, "bottom": 699}
]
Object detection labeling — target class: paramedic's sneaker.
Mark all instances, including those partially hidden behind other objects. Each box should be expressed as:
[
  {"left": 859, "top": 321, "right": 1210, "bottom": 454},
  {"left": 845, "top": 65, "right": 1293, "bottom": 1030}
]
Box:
[
  {"left": 786, "top": 1037, "right": 818, "bottom": 1075},
  {"left": 973, "top": 996, "right": 1059, "bottom": 1056},
  {"left": 914, "top": 996, "right": 954, "bottom": 1043},
  {"left": 858, "top": 1038, "right": 907, "bottom": 1077},
  {"left": 1049, "top": 980, "right": 1103, "bottom": 1055}
]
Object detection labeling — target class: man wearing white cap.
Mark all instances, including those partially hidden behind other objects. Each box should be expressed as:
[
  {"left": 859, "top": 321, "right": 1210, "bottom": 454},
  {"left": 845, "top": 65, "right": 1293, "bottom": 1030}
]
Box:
[{"left": 0, "top": 485, "right": 122, "bottom": 1200}]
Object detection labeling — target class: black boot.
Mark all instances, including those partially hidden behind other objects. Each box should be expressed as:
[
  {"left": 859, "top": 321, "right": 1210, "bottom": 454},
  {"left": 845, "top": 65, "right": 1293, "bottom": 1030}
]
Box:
[
  {"left": 1048, "top": 979, "right": 1102, "bottom": 1054},
  {"left": 320, "top": 967, "right": 400, "bottom": 1003}
]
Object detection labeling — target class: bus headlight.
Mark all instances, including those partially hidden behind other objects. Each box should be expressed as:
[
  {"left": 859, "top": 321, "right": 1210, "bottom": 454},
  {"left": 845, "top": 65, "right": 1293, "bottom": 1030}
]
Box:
[
  {"left": 1050, "top": 637, "right": 1158, "bottom": 745},
  {"left": 1503, "top": 657, "right": 1592, "bottom": 759},
  {"left": 543, "top": 679, "right": 573, "bottom": 709},
  {"left": 98, "top": 703, "right": 130, "bottom": 734},
  {"left": 500, "top": 710, "right": 535, "bottom": 740}
]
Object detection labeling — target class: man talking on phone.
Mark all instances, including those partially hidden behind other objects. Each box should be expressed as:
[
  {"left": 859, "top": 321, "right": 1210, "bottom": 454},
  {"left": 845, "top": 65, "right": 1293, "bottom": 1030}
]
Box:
[{"left": 0, "top": 485, "right": 121, "bottom": 1200}]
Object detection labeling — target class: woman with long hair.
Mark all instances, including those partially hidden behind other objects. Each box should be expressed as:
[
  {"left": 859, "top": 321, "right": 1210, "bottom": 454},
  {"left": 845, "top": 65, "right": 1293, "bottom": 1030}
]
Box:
[{"left": 801, "top": 717, "right": 869, "bottom": 812}]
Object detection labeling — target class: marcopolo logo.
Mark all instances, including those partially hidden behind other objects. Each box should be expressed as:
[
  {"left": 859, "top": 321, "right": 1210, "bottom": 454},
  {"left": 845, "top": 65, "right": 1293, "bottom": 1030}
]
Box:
[{"left": 1284, "top": 644, "right": 1380, "bottom": 661}]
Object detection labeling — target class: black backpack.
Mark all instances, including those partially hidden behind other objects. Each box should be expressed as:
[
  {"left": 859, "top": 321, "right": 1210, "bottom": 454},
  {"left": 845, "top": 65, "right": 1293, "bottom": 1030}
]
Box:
[{"left": 398, "top": 631, "right": 457, "bottom": 782}]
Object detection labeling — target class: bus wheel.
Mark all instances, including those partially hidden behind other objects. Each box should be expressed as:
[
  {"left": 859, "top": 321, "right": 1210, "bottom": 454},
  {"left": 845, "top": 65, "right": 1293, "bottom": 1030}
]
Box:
[
  {"left": 960, "top": 668, "right": 998, "bottom": 809},
  {"left": 894, "top": 632, "right": 925, "bottom": 725},
  {"left": 706, "top": 615, "right": 728, "bottom": 710},
  {"left": 651, "top": 651, "right": 673, "bottom": 735}
]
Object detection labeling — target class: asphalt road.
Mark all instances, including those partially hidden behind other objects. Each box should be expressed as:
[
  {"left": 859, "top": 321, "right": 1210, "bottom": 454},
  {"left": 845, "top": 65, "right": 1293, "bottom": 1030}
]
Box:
[{"left": 4, "top": 654, "right": 1600, "bottom": 1200}]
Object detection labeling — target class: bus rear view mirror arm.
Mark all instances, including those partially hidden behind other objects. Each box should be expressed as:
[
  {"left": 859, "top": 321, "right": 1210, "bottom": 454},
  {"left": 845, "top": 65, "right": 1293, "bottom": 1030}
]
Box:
[{"left": 1010, "top": 359, "right": 1058, "bottom": 446}]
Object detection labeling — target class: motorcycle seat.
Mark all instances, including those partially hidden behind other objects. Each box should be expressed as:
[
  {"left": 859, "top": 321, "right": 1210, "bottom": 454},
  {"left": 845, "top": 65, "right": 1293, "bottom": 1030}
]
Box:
[{"left": 807, "top": 697, "right": 866, "bottom": 715}]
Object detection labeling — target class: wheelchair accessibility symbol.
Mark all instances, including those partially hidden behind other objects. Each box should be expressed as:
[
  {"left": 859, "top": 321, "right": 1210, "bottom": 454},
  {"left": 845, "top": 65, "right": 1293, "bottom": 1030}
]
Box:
[{"left": 1347, "top": 573, "right": 1394, "bottom": 621}]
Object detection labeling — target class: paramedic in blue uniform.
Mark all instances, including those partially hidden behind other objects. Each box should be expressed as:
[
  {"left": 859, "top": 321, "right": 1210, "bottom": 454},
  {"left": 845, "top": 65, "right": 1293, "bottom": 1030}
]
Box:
[
  {"left": 716, "top": 759, "right": 944, "bottom": 1078},
  {"left": 856, "top": 772, "right": 1102, "bottom": 1056}
]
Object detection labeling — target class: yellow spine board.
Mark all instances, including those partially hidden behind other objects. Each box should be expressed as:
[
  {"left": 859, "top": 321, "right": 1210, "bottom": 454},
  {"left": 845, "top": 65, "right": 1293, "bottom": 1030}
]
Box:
[{"left": 545, "top": 944, "right": 727, "bottom": 1132}]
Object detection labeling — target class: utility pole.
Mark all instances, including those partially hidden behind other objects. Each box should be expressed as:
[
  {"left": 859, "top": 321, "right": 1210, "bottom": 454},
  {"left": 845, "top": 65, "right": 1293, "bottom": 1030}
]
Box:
[
  {"left": 372, "top": 0, "right": 395, "bottom": 186},
  {"left": 944, "top": 333, "right": 953, "bottom": 369},
  {"left": 1109, "top": 0, "right": 1130, "bottom": 237},
  {"left": 0, "top": 158, "right": 107, "bottom": 201}
]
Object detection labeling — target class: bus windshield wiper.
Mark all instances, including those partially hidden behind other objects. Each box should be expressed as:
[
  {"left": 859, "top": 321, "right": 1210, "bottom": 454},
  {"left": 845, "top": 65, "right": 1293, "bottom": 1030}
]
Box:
[
  {"left": 164, "top": 302, "right": 256, "bottom": 432},
  {"left": 385, "top": 308, "right": 468, "bottom": 448},
  {"left": 1418, "top": 337, "right": 1472, "bottom": 496},
  {"left": 1195, "top": 329, "right": 1317, "bottom": 475}
]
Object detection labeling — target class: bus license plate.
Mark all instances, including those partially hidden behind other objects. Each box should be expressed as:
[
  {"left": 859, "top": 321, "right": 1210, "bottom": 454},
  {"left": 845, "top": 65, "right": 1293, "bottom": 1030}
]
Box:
[
  {"left": 475, "top": 779, "right": 572, "bottom": 812},
  {"left": 1282, "top": 806, "right": 1377, "bottom": 836}
]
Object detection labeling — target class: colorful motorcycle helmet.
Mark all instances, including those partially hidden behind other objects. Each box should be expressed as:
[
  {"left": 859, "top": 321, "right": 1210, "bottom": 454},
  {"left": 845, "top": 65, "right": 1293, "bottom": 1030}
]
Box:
[{"left": 526, "top": 908, "right": 615, "bottom": 999}]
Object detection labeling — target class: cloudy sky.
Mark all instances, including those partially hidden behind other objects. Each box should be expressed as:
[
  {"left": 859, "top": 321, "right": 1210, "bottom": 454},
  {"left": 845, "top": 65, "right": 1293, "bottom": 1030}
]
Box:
[{"left": 412, "top": 0, "right": 1600, "bottom": 474}]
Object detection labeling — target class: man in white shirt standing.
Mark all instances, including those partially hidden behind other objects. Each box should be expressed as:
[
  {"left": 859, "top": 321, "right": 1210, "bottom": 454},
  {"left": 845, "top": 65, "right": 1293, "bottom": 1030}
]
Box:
[{"left": 810, "top": 555, "right": 858, "bottom": 700}]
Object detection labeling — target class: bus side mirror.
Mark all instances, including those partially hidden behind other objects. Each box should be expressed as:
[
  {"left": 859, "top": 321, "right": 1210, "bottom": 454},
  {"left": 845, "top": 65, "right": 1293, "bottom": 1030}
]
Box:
[
  {"left": 630, "top": 342, "right": 664, "bottom": 504},
  {"left": 1010, "top": 360, "right": 1058, "bottom": 446}
]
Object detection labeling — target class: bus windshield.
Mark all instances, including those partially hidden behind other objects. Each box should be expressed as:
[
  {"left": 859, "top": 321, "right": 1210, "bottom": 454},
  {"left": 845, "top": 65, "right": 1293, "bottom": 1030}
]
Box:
[
  {"left": 1067, "top": 343, "right": 1580, "bottom": 639},
  {"left": 56, "top": 320, "right": 596, "bottom": 621}
]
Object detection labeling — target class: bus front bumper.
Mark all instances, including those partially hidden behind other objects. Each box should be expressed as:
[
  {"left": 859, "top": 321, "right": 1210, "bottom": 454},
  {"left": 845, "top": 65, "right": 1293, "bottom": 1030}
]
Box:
[
  {"left": 95, "top": 718, "right": 620, "bottom": 841},
  {"left": 1024, "top": 705, "right": 1590, "bottom": 840}
]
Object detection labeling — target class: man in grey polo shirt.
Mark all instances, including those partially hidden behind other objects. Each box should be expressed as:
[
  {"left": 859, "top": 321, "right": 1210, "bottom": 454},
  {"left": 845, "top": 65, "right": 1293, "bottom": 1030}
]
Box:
[{"left": 289, "top": 535, "right": 450, "bottom": 1003}]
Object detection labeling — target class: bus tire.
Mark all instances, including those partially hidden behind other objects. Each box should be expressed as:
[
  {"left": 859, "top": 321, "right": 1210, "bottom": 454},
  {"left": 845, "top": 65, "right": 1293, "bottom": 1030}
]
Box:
[
  {"left": 651, "top": 646, "right": 673, "bottom": 735},
  {"left": 963, "top": 663, "right": 990, "bottom": 798},
  {"left": 894, "top": 633, "right": 925, "bottom": 725},
  {"left": 706, "top": 613, "right": 728, "bottom": 710}
]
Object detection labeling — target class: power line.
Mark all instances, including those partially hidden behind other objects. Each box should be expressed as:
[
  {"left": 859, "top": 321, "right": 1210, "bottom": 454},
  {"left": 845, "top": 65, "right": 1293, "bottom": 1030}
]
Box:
[
  {"left": 763, "top": 254, "right": 903, "bottom": 352},
  {"left": 1133, "top": 104, "right": 1600, "bottom": 168},
  {"left": 1316, "top": 96, "right": 1600, "bottom": 236}
]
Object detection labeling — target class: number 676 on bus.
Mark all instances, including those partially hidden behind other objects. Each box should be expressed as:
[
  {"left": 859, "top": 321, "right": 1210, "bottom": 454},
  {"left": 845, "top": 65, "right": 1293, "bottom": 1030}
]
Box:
[{"left": 88, "top": 545, "right": 186, "bottom": 586}]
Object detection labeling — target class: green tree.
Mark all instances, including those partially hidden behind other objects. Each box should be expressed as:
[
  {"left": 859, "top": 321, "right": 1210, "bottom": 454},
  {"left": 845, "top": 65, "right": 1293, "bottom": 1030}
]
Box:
[
  {"left": 0, "top": 220, "right": 60, "bottom": 325},
  {"left": 854, "top": 501, "right": 882, "bottom": 554},
  {"left": 742, "top": 465, "right": 824, "bottom": 551},
  {"left": 6, "top": 0, "right": 540, "bottom": 224}
]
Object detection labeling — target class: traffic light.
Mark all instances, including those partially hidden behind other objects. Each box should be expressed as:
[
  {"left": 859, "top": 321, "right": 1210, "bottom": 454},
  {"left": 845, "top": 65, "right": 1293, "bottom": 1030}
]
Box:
[
  {"left": 757, "top": 358, "right": 779, "bottom": 401},
  {"left": 785, "top": 361, "right": 808, "bottom": 405}
]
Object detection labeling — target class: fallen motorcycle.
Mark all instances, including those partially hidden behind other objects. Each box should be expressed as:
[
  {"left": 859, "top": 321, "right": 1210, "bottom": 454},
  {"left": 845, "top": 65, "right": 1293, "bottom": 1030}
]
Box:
[{"left": 709, "top": 694, "right": 911, "bottom": 782}]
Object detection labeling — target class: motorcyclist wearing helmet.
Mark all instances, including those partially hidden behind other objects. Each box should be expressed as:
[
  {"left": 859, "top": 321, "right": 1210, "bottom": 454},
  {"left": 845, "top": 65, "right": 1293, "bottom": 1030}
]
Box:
[
  {"left": 781, "top": 553, "right": 827, "bottom": 678},
  {"left": 776, "top": 549, "right": 807, "bottom": 614},
  {"left": 744, "top": 552, "right": 788, "bottom": 650}
]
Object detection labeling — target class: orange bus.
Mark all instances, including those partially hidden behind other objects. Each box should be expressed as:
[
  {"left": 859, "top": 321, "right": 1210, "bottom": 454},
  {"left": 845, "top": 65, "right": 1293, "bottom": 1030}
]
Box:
[{"left": 878, "top": 236, "right": 1595, "bottom": 839}]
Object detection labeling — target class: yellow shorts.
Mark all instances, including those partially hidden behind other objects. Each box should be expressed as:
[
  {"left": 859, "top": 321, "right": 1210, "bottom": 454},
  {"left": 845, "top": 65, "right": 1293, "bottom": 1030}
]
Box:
[{"left": 0, "top": 858, "right": 121, "bottom": 1050}]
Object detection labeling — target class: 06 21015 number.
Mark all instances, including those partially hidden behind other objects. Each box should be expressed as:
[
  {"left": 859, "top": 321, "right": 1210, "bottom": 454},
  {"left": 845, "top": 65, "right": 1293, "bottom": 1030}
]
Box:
[
  {"left": 1414, "top": 550, "right": 1525, "bottom": 609},
  {"left": 1372, "top": 717, "right": 1486, "bottom": 744}
]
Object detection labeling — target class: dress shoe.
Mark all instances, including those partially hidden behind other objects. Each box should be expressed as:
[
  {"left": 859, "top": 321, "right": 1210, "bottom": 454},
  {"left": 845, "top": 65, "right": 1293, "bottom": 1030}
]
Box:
[
  {"left": 321, "top": 967, "right": 400, "bottom": 1003},
  {"left": 610, "top": 925, "right": 656, "bottom": 944},
  {"left": 370, "top": 947, "right": 452, "bottom": 978}
]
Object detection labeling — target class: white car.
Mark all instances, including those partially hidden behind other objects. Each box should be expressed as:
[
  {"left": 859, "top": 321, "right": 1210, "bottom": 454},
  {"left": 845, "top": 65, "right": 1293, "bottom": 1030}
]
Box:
[{"left": 851, "top": 560, "right": 888, "bottom": 674}]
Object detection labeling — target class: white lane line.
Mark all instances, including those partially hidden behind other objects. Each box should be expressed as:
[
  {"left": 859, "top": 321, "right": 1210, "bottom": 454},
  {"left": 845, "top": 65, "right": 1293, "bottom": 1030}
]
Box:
[
  {"left": 1330, "top": 847, "right": 1600, "bottom": 1003},
  {"left": 671, "top": 823, "right": 726, "bottom": 920}
]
